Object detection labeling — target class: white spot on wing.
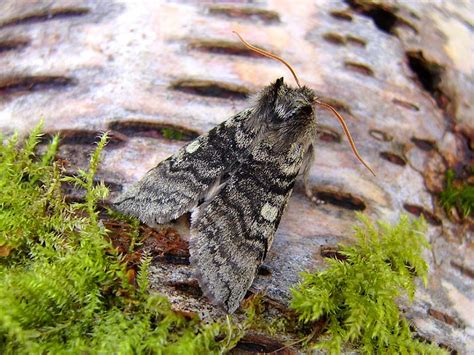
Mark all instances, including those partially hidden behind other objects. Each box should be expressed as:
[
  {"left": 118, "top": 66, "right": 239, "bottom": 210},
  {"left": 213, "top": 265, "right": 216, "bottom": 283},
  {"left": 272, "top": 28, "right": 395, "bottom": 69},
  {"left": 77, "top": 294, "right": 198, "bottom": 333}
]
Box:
[{"left": 261, "top": 203, "right": 278, "bottom": 222}]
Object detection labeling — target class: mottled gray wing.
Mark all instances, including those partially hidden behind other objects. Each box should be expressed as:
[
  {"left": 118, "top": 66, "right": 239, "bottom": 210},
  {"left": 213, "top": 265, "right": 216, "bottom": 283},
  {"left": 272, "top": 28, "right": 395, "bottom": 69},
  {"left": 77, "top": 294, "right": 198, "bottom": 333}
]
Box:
[
  {"left": 190, "top": 140, "right": 306, "bottom": 313},
  {"left": 114, "top": 109, "right": 255, "bottom": 225}
]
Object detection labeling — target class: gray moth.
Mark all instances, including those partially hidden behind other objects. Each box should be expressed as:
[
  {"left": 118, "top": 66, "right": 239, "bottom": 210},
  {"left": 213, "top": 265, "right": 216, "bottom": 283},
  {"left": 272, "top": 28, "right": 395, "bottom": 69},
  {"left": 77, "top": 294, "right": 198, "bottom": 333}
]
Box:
[{"left": 114, "top": 34, "right": 374, "bottom": 313}]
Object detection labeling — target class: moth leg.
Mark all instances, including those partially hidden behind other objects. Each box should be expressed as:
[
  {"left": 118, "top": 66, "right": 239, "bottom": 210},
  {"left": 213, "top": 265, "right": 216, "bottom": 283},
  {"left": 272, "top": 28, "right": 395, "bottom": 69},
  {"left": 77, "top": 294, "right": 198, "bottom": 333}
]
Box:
[{"left": 301, "top": 144, "right": 324, "bottom": 205}]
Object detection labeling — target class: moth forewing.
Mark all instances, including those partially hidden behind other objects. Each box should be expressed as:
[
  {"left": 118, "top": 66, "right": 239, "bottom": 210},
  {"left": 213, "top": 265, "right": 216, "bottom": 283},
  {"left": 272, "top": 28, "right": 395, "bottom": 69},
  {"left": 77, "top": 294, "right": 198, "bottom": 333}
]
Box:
[{"left": 113, "top": 109, "right": 256, "bottom": 225}]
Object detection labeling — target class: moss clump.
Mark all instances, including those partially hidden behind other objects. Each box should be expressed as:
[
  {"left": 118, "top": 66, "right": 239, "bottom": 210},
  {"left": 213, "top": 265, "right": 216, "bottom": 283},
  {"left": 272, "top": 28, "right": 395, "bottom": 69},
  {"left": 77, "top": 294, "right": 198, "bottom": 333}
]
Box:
[
  {"left": 0, "top": 124, "right": 245, "bottom": 354},
  {"left": 290, "top": 214, "right": 446, "bottom": 354},
  {"left": 240, "top": 293, "right": 294, "bottom": 338},
  {"left": 440, "top": 168, "right": 474, "bottom": 218},
  {"left": 161, "top": 127, "right": 186, "bottom": 141}
]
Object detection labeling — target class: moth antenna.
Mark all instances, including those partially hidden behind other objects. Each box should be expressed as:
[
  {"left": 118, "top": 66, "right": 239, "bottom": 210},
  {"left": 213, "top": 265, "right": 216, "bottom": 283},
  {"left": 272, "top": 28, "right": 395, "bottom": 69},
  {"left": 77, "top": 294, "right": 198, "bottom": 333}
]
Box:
[
  {"left": 233, "top": 31, "right": 302, "bottom": 88},
  {"left": 315, "top": 100, "right": 376, "bottom": 176}
]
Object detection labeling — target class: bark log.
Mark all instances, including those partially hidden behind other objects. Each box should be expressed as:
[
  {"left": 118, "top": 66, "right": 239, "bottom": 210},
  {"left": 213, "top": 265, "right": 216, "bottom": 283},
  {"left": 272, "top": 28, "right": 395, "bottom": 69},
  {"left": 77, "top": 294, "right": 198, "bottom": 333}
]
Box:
[{"left": 1, "top": 0, "right": 472, "bottom": 352}]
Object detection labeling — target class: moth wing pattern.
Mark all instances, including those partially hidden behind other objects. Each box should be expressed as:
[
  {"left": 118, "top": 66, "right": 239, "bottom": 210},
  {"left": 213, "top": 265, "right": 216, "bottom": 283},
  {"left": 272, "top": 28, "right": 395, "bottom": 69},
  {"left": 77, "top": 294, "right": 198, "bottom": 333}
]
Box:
[
  {"left": 189, "top": 139, "right": 307, "bottom": 313},
  {"left": 113, "top": 109, "right": 255, "bottom": 225},
  {"left": 114, "top": 76, "right": 319, "bottom": 313}
]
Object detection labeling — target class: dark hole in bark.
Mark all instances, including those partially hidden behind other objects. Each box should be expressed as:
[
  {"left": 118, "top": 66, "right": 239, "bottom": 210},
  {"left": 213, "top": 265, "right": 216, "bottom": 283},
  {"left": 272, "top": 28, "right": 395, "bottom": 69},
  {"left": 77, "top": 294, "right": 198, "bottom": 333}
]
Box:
[
  {"left": 380, "top": 151, "right": 406, "bottom": 166},
  {"left": 168, "top": 280, "right": 203, "bottom": 298},
  {"left": 171, "top": 79, "right": 250, "bottom": 100},
  {"left": 411, "top": 137, "right": 436, "bottom": 151},
  {"left": 329, "top": 10, "right": 353, "bottom": 21},
  {"left": 322, "top": 32, "right": 346, "bottom": 45},
  {"left": 314, "top": 190, "right": 366, "bottom": 211},
  {"left": 406, "top": 51, "right": 443, "bottom": 93},
  {"left": 364, "top": 7, "right": 396, "bottom": 33},
  {"left": 409, "top": 11, "right": 420, "bottom": 20},
  {"left": 392, "top": 98, "right": 420, "bottom": 111},
  {"left": 403, "top": 203, "right": 442, "bottom": 226},
  {"left": 345, "top": 0, "right": 397, "bottom": 34},
  {"left": 369, "top": 129, "right": 392, "bottom": 142},
  {"left": 320, "top": 245, "right": 347, "bottom": 261},
  {"left": 0, "top": 7, "right": 90, "bottom": 29},
  {"left": 0, "top": 75, "right": 75, "bottom": 95},
  {"left": 317, "top": 126, "right": 341, "bottom": 143},
  {"left": 109, "top": 120, "right": 199, "bottom": 141},
  {"left": 428, "top": 308, "right": 459, "bottom": 327},
  {"left": 0, "top": 37, "right": 30, "bottom": 52},
  {"left": 450, "top": 260, "right": 474, "bottom": 279},
  {"left": 344, "top": 61, "right": 374, "bottom": 76},
  {"left": 188, "top": 39, "right": 271, "bottom": 57},
  {"left": 317, "top": 96, "right": 352, "bottom": 114},
  {"left": 346, "top": 0, "right": 418, "bottom": 34},
  {"left": 208, "top": 5, "right": 280, "bottom": 23},
  {"left": 346, "top": 35, "right": 366, "bottom": 47},
  {"left": 465, "top": 132, "right": 474, "bottom": 152},
  {"left": 406, "top": 51, "right": 449, "bottom": 110},
  {"left": 160, "top": 254, "right": 190, "bottom": 265},
  {"left": 257, "top": 264, "right": 272, "bottom": 276},
  {"left": 234, "top": 334, "right": 287, "bottom": 353}
]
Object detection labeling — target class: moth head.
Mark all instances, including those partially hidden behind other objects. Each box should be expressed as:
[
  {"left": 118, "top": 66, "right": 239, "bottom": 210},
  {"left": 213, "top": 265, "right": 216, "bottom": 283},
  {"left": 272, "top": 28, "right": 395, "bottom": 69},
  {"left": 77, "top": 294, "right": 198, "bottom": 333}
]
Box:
[{"left": 259, "top": 77, "right": 316, "bottom": 127}]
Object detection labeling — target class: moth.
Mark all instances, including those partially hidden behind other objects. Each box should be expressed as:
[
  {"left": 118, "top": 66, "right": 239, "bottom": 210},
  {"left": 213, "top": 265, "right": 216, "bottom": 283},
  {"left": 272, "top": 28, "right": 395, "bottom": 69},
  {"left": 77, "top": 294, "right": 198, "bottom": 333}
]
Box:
[{"left": 114, "top": 32, "right": 374, "bottom": 313}]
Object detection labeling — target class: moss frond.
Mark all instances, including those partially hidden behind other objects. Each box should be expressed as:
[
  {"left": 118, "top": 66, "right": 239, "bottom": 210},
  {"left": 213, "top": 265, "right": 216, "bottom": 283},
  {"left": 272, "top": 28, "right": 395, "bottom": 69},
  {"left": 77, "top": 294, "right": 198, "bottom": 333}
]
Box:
[
  {"left": 0, "top": 124, "right": 247, "bottom": 353},
  {"left": 440, "top": 168, "right": 474, "bottom": 218},
  {"left": 290, "top": 214, "right": 446, "bottom": 354}
]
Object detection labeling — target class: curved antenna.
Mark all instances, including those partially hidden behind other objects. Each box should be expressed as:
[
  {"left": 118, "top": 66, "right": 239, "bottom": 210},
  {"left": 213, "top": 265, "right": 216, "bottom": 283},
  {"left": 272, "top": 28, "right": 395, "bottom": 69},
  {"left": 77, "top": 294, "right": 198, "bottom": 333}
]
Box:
[
  {"left": 233, "top": 31, "right": 302, "bottom": 88},
  {"left": 316, "top": 99, "right": 376, "bottom": 176},
  {"left": 232, "top": 32, "right": 374, "bottom": 176}
]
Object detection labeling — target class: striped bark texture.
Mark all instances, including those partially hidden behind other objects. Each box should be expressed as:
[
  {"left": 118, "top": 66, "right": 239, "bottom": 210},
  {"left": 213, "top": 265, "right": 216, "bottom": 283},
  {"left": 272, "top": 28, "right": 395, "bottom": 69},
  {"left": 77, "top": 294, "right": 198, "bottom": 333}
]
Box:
[{"left": 1, "top": 0, "right": 472, "bottom": 352}]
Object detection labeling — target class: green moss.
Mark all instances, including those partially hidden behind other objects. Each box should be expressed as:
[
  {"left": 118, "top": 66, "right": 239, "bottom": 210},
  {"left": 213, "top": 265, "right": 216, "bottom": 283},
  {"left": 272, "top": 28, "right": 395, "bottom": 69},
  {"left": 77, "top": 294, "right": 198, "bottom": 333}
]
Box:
[
  {"left": 0, "top": 123, "right": 246, "bottom": 354},
  {"left": 290, "top": 214, "right": 446, "bottom": 354},
  {"left": 0, "top": 123, "right": 452, "bottom": 353},
  {"left": 240, "top": 293, "right": 288, "bottom": 337},
  {"left": 160, "top": 126, "right": 200, "bottom": 142},
  {"left": 161, "top": 127, "right": 186, "bottom": 141},
  {"left": 440, "top": 168, "right": 474, "bottom": 218}
]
